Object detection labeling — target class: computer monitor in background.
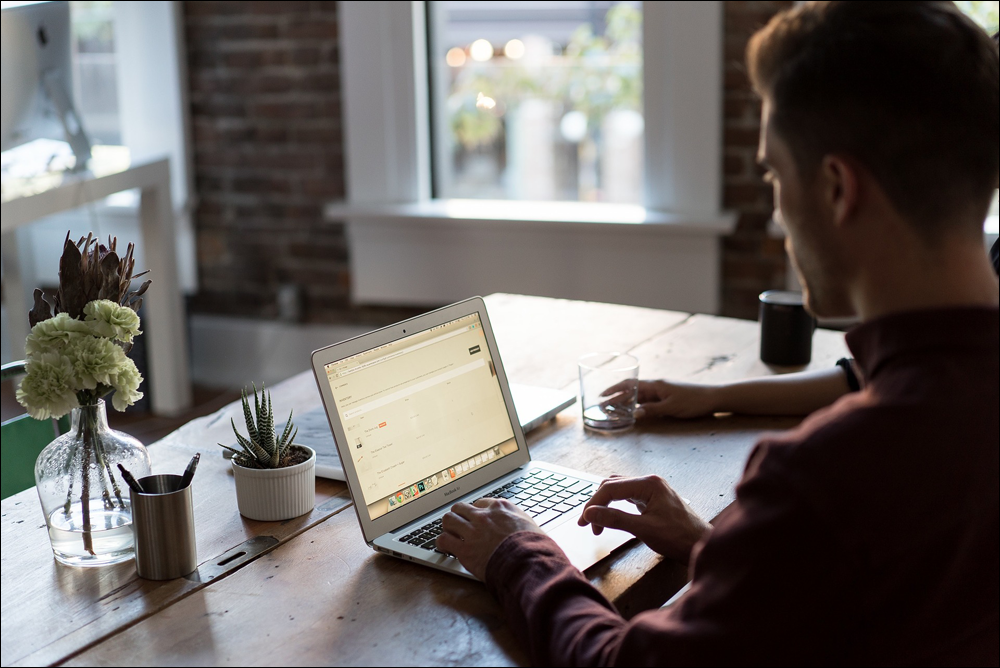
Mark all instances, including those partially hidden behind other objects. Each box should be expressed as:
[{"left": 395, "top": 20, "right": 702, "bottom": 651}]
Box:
[{"left": 1, "top": 0, "right": 90, "bottom": 170}]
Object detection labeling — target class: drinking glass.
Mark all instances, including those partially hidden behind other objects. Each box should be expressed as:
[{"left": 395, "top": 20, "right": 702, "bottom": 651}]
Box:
[{"left": 578, "top": 352, "right": 639, "bottom": 431}]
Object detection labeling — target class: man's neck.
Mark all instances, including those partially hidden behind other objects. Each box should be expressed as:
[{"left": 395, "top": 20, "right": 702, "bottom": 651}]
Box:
[{"left": 852, "top": 234, "right": 999, "bottom": 321}]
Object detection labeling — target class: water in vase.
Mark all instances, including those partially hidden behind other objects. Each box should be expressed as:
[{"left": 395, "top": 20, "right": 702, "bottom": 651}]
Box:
[{"left": 47, "top": 501, "right": 135, "bottom": 567}]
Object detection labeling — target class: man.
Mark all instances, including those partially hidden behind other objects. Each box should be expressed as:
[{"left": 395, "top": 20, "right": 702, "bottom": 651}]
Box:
[{"left": 437, "top": 2, "right": 999, "bottom": 664}]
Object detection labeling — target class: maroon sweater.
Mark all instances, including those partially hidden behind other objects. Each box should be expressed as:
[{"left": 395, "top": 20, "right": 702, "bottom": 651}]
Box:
[{"left": 485, "top": 307, "right": 999, "bottom": 666}]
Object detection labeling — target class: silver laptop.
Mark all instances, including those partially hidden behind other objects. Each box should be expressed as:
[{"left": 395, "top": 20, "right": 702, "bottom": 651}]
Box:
[{"left": 310, "top": 296, "right": 633, "bottom": 578}]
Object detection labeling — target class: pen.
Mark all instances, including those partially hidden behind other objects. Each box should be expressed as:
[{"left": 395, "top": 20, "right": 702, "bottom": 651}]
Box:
[
  {"left": 181, "top": 453, "right": 201, "bottom": 488},
  {"left": 117, "top": 463, "right": 145, "bottom": 494}
]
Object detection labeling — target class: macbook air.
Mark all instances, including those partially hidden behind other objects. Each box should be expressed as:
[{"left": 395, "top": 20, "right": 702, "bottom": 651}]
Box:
[{"left": 310, "top": 296, "right": 633, "bottom": 578}]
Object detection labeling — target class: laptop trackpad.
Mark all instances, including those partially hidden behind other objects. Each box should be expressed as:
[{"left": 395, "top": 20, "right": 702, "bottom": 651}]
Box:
[{"left": 547, "top": 513, "right": 634, "bottom": 572}]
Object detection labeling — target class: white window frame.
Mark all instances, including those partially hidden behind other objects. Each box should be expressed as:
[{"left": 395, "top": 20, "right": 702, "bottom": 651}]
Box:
[{"left": 335, "top": 0, "right": 735, "bottom": 314}]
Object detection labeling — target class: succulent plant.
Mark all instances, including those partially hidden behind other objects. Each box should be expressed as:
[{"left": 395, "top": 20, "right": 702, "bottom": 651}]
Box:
[{"left": 220, "top": 384, "right": 298, "bottom": 469}]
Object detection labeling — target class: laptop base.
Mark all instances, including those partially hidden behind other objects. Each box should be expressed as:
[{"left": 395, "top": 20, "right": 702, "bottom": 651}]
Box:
[{"left": 372, "top": 461, "right": 633, "bottom": 579}]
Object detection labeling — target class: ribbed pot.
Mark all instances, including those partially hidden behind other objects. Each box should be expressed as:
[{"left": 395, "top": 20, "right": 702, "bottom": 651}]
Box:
[{"left": 231, "top": 445, "right": 316, "bottom": 521}]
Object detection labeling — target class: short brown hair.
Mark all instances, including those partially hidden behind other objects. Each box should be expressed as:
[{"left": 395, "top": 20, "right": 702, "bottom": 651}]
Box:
[{"left": 747, "top": 1, "right": 999, "bottom": 235}]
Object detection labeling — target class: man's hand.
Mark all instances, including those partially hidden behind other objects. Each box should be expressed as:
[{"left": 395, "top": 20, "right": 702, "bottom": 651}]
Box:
[
  {"left": 605, "top": 379, "right": 719, "bottom": 420},
  {"left": 578, "top": 475, "right": 711, "bottom": 564},
  {"left": 437, "top": 498, "right": 544, "bottom": 580}
]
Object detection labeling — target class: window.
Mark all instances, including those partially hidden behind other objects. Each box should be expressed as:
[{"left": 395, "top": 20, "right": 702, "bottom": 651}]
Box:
[
  {"left": 340, "top": 1, "right": 722, "bottom": 213},
  {"left": 955, "top": 1, "right": 1000, "bottom": 240},
  {"left": 2, "top": 2, "right": 195, "bottom": 297},
  {"left": 955, "top": 1, "right": 999, "bottom": 34},
  {"left": 428, "top": 1, "right": 643, "bottom": 204},
  {"left": 337, "top": 2, "right": 730, "bottom": 314},
  {"left": 70, "top": 0, "right": 120, "bottom": 146}
]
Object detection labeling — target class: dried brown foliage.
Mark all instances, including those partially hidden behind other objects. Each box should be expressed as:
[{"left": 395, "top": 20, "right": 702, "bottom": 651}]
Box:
[{"left": 28, "top": 232, "right": 152, "bottom": 351}]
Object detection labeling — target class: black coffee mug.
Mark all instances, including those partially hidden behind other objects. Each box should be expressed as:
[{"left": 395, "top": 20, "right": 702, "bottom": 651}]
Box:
[{"left": 759, "top": 290, "right": 816, "bottom": 366}]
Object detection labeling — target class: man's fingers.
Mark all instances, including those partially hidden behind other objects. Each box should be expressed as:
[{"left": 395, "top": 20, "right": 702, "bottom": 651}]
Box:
[
  {"left": 583, "top": 477, "right": 654, "bottom": 516},
  {"left": 582, "top": 505, "right": 642, "bottom": 535},
  {"left": 599, "top": 390, "right": 634, "bottom": 408},
  {"left": 441, "top": 510, "right": 473, "bottom": 538},
  {"left": 435, "top": 531, "right": 461, "bottom": 555},
  {"left": 634, "top": 400, "right": 673, "bottom": 420},
  {"left": 599, "top": 380, "right": 634, "bottom": 398},
  {"left": 450, "top": 501, "right": 482, "bottom": 521}
]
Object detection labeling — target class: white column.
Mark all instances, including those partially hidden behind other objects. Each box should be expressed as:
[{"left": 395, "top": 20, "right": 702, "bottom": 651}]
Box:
[
  {"left": 138, "top": 159, "right": 192, "bottom": 415},
  {"left": 643, "top": 1, "right": 723, "bottom": 215},
  {"left": 339, "top": 0, "right": 432, "bottom": 204}
]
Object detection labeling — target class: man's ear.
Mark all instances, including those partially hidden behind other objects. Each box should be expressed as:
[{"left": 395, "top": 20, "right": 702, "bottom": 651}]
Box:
[{"left": 819, "top": 155, "right": 859, "bottom": 228}]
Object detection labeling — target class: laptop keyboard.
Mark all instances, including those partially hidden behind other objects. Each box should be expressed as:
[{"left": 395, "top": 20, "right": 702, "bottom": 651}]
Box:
[{"left": 397, "top": 469, "right": 597, "bottom": 552}]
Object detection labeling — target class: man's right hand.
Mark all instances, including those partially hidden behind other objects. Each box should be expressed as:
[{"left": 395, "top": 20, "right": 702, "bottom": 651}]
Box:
[{"left": 578, "top": 475, "right": 711, "bottom": 564}]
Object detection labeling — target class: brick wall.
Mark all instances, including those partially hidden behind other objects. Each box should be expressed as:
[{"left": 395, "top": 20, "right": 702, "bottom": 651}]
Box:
[
  {"left": 721, "top": 0, "right": 793, "bottom": 319},
  {"left": 184, "top": 1, "right": 790, "bottom": 322},
  {"left": 184, "top": 1, "right": 352, "bottom": 323}
]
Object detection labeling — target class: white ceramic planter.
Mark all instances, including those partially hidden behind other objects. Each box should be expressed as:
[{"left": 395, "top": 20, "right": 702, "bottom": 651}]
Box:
[{"left": 231, "top": 445, "right": 316, "bottom": 521}]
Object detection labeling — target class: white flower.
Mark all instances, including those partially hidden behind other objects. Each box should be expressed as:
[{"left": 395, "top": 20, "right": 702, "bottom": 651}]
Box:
[
  {"left": 15, "top": 352, "right": 80, "bottom": 420},
  {"left": 24, "top": 313, "right": 95, "bottom": 357},
  {"left": 109, "top": 358, "right": 144, "bottom": 412},
  {"left": 64, "top": 335, "right": 128, "bottom": 390},
  {"left": 84, "top": 300, "right": 141, "bottom": 344}
]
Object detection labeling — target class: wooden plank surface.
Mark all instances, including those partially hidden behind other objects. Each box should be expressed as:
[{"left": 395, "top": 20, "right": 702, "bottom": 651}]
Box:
[
  {"left": 67, "top": 507, "right": 528, "bottom": 667},
  {"left": 1, "top": 371, "right": 352, "bottom": 667},
  {"left": 485, "top": 293, "right": 691, "bottom": 388},
  {"left": 65, "top": 295, "right": 850, "bottom": 666}
]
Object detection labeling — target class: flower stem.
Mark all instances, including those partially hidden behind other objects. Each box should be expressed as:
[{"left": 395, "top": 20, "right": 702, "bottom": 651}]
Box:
[
  {"left": 93, "top": 437, "right": 126, "bottom": 510},
  {"left": 63, "top": 468, "right": 75, "bottom": 517},
  {"left": 79, "top": 417, "right": 95, "bottom": 555}
]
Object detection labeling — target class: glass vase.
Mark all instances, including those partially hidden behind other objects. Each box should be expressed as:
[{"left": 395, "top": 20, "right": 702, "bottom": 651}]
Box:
[{"left": 34, "top": 400, "right": 151, "bottom": 567}]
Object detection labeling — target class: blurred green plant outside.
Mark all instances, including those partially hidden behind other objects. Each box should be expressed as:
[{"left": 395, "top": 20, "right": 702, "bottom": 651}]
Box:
[
  {"left": 955, "top": 0, "right": 999, "bottom": 34},
  {"left": 70, "top": 1, "right": 115, "bottom": 53},
  {"left": 448, "top": 2, "right": 642, "bottom": 151}
]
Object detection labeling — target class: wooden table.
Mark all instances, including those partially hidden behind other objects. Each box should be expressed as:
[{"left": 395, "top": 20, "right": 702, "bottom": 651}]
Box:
[{"left": 1, "top": 294, "right": 849, "bottom": 666}]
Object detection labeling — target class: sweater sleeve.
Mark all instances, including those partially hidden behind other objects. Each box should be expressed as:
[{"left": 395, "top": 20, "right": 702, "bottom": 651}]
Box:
[{"left": 483, "top": 443, "right": 851, "bottom": 666}]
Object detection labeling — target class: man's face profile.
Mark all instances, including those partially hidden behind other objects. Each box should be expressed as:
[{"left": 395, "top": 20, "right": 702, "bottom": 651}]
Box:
[{"left": 758, "top": 99, "right": 854, "bottom": 320}]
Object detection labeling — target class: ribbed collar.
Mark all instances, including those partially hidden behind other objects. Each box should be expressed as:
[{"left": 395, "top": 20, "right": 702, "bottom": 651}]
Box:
[{"left": 846, "top": 306, "right": 999, "bottom": 381}]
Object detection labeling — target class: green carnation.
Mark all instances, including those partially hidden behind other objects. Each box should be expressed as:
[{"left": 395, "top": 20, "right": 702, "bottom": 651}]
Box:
[
  {"left": 84, "top": 299, "right": 141, "bottom": 343},
  {"left": 15, "top": 352, "right": 80, "bottom": 420},
  {"left": 64, "top": 335, "right": 128, "bottom": 390},
  {"left": 24, "top": 313, "right": 95, "bottom": 357},
  {"left": 110, "top": 358, "right": 144, "bottom": 412}
]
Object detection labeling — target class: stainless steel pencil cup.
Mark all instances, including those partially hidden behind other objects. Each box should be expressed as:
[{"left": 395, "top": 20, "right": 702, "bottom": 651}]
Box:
[{"left": 131, "top": 474, "right": 197, "bottom": 580}]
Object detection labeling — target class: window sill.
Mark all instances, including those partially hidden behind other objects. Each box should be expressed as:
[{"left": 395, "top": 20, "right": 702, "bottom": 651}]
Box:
[
  {"left": 328, "top": 199, "right": 733, "bottom": 313},
  {"left": 324, "top": 199, "right": 736, "bottom": 237}
]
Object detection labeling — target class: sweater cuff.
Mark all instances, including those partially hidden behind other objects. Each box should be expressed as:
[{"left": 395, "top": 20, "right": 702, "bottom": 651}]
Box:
[{"left": 484, "top": 531, "right": 573, "bottom": 596}]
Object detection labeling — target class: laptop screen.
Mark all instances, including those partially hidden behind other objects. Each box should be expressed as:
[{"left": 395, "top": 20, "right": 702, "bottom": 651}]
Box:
[{"left": 323, "top": 313, "right": 518, "bottom": 521}]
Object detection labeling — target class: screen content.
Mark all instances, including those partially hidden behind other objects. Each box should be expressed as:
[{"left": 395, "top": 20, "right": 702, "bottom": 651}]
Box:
[{"left": 324, "top": 313, "right": 518, "bottom": 521}]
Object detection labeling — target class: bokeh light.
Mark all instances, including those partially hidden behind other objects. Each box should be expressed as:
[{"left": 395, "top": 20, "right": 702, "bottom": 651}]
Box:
[
  {"left": 504, "top": 39, "right": 525, "bottom": 60},
  {"left": 475, "top": 92, "right": 497, "bottom": 110},
  {"left": 469, "top": 39, "right": 495, "bottom": 62},
  {"left": 445, "top": 47, "right": 466, "bottom": 67}
]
